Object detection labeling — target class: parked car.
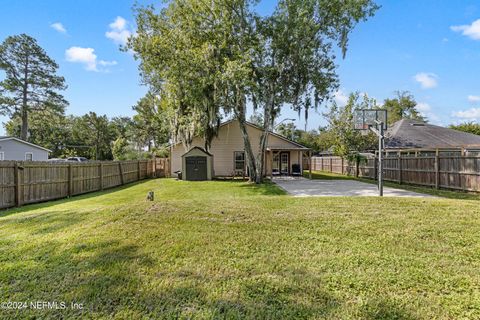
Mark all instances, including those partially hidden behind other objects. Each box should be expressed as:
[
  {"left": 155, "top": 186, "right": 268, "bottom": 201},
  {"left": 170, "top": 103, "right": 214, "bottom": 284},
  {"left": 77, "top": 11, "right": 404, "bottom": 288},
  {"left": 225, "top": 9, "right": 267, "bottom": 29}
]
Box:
[
  {"left": 46, "top": 158, "right": 66, "bottom": 162},
  {"left": 66, "top": 157, "right": 89, "bottom": 162}
]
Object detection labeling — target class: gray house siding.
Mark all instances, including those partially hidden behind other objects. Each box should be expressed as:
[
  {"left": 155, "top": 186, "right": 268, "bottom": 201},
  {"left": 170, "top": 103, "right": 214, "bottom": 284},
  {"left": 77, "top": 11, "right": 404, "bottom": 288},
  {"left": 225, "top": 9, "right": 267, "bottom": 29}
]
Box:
[{"left": 0, "top": 139, "right": 49, "bottom": 161}]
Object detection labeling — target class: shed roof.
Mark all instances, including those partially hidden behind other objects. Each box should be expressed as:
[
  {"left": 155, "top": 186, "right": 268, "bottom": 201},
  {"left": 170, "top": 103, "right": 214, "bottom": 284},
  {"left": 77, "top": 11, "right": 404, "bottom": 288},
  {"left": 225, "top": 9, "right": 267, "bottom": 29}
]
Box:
[
  {"left": 181, "top": 146, "right": 213, "bottom": 157},
  {"left": 385, "top": 119, "right": 480, "bottom": 149}
]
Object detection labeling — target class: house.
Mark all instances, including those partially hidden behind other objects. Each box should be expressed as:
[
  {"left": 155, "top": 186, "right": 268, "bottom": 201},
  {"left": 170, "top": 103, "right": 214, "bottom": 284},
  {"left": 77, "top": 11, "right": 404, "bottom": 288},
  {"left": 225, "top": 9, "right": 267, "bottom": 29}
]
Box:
[
  {"left": 385, "top": 119, "right": 480, "bottom": 156},
  {"left": 0, "top": 136, "right": 51, "bottom": 161},
  {"left": 170, "top": 119, "right": 311, "bottom": 180}
]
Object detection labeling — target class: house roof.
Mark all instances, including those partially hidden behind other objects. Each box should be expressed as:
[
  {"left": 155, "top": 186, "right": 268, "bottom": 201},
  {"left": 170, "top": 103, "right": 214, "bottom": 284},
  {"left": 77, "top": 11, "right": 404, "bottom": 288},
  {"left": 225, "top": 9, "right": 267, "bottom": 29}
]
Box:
[
  {"left": 171, "top": 118, "right": 310, "bottom": 150},
  {"left": 0, "top": 136, "right": 52, "bottom": 152},
  {"left": 385, "top": 119, "right": 480, "bottom": 150}
]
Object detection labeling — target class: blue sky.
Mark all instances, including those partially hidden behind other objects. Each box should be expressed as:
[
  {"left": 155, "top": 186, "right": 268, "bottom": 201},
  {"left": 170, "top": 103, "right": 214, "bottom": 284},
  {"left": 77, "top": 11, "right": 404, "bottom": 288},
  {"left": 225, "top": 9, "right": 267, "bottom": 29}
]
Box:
[{"left": 1, "top": 0, "right": 480, "bottom": 134}]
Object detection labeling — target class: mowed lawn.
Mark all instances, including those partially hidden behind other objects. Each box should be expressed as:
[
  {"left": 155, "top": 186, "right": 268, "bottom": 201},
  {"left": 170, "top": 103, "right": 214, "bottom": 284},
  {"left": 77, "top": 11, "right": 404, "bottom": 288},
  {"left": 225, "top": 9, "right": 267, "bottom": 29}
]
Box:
[{"left": 0, "top": 179, "right": 479, "bottom": 319}]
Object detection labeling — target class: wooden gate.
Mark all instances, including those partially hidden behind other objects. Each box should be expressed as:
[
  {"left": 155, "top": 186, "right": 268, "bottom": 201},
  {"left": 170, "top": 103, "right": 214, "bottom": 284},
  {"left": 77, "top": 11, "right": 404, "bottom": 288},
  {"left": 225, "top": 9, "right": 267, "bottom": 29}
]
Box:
[{"left": 155, "top": 158, "right": 170, "bottom": 177}]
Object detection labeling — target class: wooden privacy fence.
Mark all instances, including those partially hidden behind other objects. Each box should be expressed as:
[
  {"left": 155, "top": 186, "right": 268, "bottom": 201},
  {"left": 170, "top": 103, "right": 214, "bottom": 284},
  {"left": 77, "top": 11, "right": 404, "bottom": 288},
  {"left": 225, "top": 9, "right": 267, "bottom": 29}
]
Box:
[
  {"left": 0, "top": 159, "right": 157, "bottom": 209},
  {"left": 306, "top": 155, "right": 480, "bottom": 192}
]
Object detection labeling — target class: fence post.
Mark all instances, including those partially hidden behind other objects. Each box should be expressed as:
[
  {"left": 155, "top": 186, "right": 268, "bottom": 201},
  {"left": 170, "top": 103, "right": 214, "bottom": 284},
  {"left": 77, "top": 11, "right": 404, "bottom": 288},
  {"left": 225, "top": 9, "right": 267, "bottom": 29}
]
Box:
[
  {"left": 137, "top": 160, "right": 141, "bottom": 181},
  {"left": 99, "top": 162, "right": 104, "bottom": 191},
  {"left": 119, "top": 162, "right": 124, "bottom": 185},
  {"left": 153, "top": 158, "right": 157, "bottom": 178},
  {"left": 434, "top": 155, "right": 439, "bottom": 189},
  {"left": 68, "top": 163, "right": 73, "bottom": 197},
  {"left": 330, "top": 157, "right": 333, "bottom": 173},
  {"left": 14, "top": 162, "right": 21, "bottom": 207},
  {"left": 398, "top": 155, "right": 402, "bottom": 184}
]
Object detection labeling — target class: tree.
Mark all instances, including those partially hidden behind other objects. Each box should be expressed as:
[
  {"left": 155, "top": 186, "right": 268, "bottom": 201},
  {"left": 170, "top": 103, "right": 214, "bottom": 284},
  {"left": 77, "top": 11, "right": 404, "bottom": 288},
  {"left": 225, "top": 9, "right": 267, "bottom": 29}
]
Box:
[
  {"left": 129, "top": 0, "right": 378, "bottom": 183},
  {"left": 248, "top": 112, "right": 264, "bottom": 127},
  {"left": 71, "top": 112, "right": 115, "bottom": 160},
  {"left": 276, "top": 122, "right": 298, "bottom": 141},
  {"left": 131, "top": 92, "right": 169, "bottom": 151},
  {"left": 383, "top": 91, "right": 425, "bottom": 125},
  {"left": 112, "top": 137, "right": 130, "bottom": 160},
  {"left": 323, "top": 92, "right": 377, "bottom": 157},
  {"left": 0, "top": 34, "right": 67, "bottom": 140},
  {"left": 449, "top": 122, "right": 480, "bottom": 136}
]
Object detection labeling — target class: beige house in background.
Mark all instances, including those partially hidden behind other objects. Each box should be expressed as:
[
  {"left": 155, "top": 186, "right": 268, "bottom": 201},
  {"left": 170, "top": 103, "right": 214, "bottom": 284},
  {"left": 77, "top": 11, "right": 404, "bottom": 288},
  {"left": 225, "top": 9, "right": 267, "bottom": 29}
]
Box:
[{"left": 170, "top": 119, "right": 311, "bottom": 180}]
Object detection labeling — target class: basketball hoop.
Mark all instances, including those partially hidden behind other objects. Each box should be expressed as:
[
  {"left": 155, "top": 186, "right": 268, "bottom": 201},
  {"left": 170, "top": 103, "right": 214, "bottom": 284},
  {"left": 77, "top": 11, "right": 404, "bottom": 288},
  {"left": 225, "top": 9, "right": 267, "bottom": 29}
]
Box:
[
  {"left": 353, "top": 109, "right": 387, "bottom": 131},
  {"left": 353, "top": 109, "right": 388, "bottom": 196}
]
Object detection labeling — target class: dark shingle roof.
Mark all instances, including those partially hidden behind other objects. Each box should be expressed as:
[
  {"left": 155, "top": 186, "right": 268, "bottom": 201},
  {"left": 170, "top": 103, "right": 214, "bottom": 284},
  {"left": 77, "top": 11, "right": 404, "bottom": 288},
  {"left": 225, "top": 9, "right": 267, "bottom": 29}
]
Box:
[{"left": 385, "top": 119, "right": 480, "bottom": 149}]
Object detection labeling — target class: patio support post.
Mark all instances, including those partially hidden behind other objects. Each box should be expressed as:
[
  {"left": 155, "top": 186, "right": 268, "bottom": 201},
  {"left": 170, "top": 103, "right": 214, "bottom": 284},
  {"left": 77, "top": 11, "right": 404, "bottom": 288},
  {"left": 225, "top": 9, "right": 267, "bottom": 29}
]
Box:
[
  {"left": 309, "top": 150, "right": 312, "bottom": 179},
  {"left": 270, "top": 150, "right": 274, "bottom": 180}
]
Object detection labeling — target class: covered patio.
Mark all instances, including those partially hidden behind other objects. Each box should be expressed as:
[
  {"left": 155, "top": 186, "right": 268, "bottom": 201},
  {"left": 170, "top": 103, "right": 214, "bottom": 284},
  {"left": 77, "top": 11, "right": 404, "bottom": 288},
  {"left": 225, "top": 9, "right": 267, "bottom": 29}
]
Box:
[{"left": 265, "top": 147, "right": 312, "bottom": 179}]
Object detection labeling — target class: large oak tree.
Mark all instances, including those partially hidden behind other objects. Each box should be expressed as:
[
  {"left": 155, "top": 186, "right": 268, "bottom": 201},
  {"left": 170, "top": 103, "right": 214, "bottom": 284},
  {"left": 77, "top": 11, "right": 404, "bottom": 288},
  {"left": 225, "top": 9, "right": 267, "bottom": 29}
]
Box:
[{"left": 128, "top": 0, "right": 378, "bottom": 182}]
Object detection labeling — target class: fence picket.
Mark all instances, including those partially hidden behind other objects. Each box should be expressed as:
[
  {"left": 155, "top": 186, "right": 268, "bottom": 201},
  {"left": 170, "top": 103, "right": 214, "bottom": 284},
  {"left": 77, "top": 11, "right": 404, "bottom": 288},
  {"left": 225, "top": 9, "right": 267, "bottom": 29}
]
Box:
[{"left": 306, "top": 156, "right": 480, "bottom": 193}]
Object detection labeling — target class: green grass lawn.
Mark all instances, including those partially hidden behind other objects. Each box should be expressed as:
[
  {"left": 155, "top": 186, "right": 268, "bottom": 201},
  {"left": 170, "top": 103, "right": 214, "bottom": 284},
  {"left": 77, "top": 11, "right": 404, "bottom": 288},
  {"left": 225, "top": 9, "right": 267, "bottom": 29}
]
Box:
[{"left": 1, "top": 178, "right": 479, "bottom": 319}]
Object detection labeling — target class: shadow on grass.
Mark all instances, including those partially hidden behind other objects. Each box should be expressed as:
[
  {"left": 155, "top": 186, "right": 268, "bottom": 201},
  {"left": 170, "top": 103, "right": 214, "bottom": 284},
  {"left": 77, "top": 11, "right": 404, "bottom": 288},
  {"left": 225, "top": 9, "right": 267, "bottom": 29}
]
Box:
[
  {"left": 361, "top": 298, "right": 417, "bottom": 320},
  {"left": 0, "top": 237, "right": 344, "bottom": 319},
  {"left": 237, "top": 181, "right": 287, "bottom": 196},
  {"left": 0, "top": 180, "right": 152, "bottom": 218}
]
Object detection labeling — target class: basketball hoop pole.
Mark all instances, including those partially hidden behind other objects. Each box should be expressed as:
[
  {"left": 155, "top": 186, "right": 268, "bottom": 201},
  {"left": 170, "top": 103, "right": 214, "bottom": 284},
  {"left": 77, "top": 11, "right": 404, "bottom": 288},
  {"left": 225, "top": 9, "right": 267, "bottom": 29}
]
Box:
[{"left": 369, "top": 120, "right": 384, "bottom": 196}]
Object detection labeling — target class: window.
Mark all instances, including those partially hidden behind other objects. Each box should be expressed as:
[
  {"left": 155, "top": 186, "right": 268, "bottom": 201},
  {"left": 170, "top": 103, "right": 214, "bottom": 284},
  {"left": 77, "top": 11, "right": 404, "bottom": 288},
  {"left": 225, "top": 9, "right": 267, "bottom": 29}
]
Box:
[
  {"left": 234, "top": 151, "right": 245, "bottom": 172},
  {"left": 0, "top": 152, "right": 4, "bottom": 160},
  {"left": 25, "top": 152, "right": 33, "bottom": 161}
]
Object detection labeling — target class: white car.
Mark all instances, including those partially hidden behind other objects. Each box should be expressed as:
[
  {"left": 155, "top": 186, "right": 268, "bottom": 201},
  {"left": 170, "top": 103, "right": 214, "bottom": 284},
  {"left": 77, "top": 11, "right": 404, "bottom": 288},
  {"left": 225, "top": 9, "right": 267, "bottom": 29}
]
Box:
[{"left": 66, "top": 157, "right": 89, "bottom": 162}]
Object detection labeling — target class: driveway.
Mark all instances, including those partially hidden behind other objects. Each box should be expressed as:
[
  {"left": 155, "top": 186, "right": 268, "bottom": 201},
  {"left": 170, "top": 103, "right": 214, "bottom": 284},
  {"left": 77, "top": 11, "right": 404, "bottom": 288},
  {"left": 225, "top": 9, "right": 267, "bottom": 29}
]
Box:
[{"left": 273, "top": 177, "right": 434, "bottom": 198}]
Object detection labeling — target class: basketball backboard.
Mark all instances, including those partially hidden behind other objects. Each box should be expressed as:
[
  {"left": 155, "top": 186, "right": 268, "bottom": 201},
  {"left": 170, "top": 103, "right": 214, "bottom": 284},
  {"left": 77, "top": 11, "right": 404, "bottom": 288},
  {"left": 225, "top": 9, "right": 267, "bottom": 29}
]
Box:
[{"left": 353, "top": 109, "right": 387, "bottom": 131}]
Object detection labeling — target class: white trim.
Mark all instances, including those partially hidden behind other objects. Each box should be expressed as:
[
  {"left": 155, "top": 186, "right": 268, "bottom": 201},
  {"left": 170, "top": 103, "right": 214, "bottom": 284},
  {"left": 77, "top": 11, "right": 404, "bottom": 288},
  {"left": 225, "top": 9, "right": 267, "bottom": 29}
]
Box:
[
  {"left": 25, "top": 152, "right": 33, "bottom": 161},
  {"left": 0, "top": 152, "right": 4, "bottom": 160},
  {"left": 0, "top": 137, "right": 52, "bottom": 152}
]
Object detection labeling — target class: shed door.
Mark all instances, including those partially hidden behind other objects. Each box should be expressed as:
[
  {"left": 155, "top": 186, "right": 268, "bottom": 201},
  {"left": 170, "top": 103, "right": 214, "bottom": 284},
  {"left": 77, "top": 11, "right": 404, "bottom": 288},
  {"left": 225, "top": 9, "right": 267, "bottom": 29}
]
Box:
[{"left": 185, "top": 156, "right": 208, "bottom": 181}]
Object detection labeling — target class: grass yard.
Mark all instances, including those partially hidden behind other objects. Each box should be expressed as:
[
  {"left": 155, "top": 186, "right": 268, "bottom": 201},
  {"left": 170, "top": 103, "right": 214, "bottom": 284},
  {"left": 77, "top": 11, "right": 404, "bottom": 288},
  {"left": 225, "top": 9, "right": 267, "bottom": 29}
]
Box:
[{"left": 1, "top": 178, "right": 479, "bottom": 319}]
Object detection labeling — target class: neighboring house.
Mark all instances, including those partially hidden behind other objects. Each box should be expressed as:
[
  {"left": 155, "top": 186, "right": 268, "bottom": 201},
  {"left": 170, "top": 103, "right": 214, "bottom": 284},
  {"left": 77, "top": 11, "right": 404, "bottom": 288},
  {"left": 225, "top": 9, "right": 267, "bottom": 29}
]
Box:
[
  {"left": 385, "top": 119, "right": 480, "bottom": 156},
  {"left": 0, "top": 136, "right": 51, "bottom": 161},
  {"left": 170, "top": 119, "right": 311, "bottom": 180}
]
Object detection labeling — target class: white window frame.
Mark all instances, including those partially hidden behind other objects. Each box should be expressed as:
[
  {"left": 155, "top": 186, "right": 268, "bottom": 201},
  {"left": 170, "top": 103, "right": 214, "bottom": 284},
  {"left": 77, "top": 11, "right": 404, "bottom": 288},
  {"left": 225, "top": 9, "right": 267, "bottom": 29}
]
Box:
[
  {"left": 0, "top": 152, "right": 4, "bottom": 161},
  {"left": 25, "top": 152, "right": 33, "bottom": 161}
]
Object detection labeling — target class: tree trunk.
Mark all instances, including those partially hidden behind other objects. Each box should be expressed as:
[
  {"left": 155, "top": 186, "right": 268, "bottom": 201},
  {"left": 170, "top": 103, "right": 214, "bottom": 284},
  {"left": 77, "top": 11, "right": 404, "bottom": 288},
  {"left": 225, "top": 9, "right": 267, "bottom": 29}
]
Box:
[
  {"left": 233, "top": 94, "right": 257, "bottom": 182},
  {"left": 255, "top": 93, "right": 274, "bottom": 184},
  {"left": 20, "top": 108, "right": 28, "bottom": 141},
  {"left": 21, "top": 53, "right": 29, "bottom": 141}
]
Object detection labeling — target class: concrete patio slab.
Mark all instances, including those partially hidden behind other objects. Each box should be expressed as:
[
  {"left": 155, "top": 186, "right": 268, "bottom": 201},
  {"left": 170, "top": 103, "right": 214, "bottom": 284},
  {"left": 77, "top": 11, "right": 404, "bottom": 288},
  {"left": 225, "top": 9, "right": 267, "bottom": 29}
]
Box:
[{"left": 273, "top": 177, "right": 435, "bottom": 198}]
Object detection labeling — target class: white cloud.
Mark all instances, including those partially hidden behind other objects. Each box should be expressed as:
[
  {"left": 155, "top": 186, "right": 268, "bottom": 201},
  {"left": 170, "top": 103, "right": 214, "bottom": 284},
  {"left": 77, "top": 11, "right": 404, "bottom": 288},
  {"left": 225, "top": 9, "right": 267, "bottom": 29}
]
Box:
[
  {"left": 467, "top": 95, "right": 480, "bottom": 103},
  {"left": 416, "top": 102, "right": 431, "bottom": 112},
  {"left": 414, "top": 72, "right": 438, "bottom": 89},
  {"left": 333, "top": 89, "right": 349, "bottom": 106},
  {"left": 105, "top": 16, "right": 132, "bottom": 45},
  {"left": 50, "top": 22, "right": 67, "bottom": 34},
  {"left": 451, "top": 19, "right": 480, "bottom": 40},
  {"left": 415, "top": 102, "right": 442, "bottom": 124},
  {"left": 99, "top": 60, "right": 118, "bottom": 67},
  {"left": 453, "top": 108, "right": 480, "bottom": 121},
  {"left": 65, "top": 47, "right": 116, "bottom": 72}
]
